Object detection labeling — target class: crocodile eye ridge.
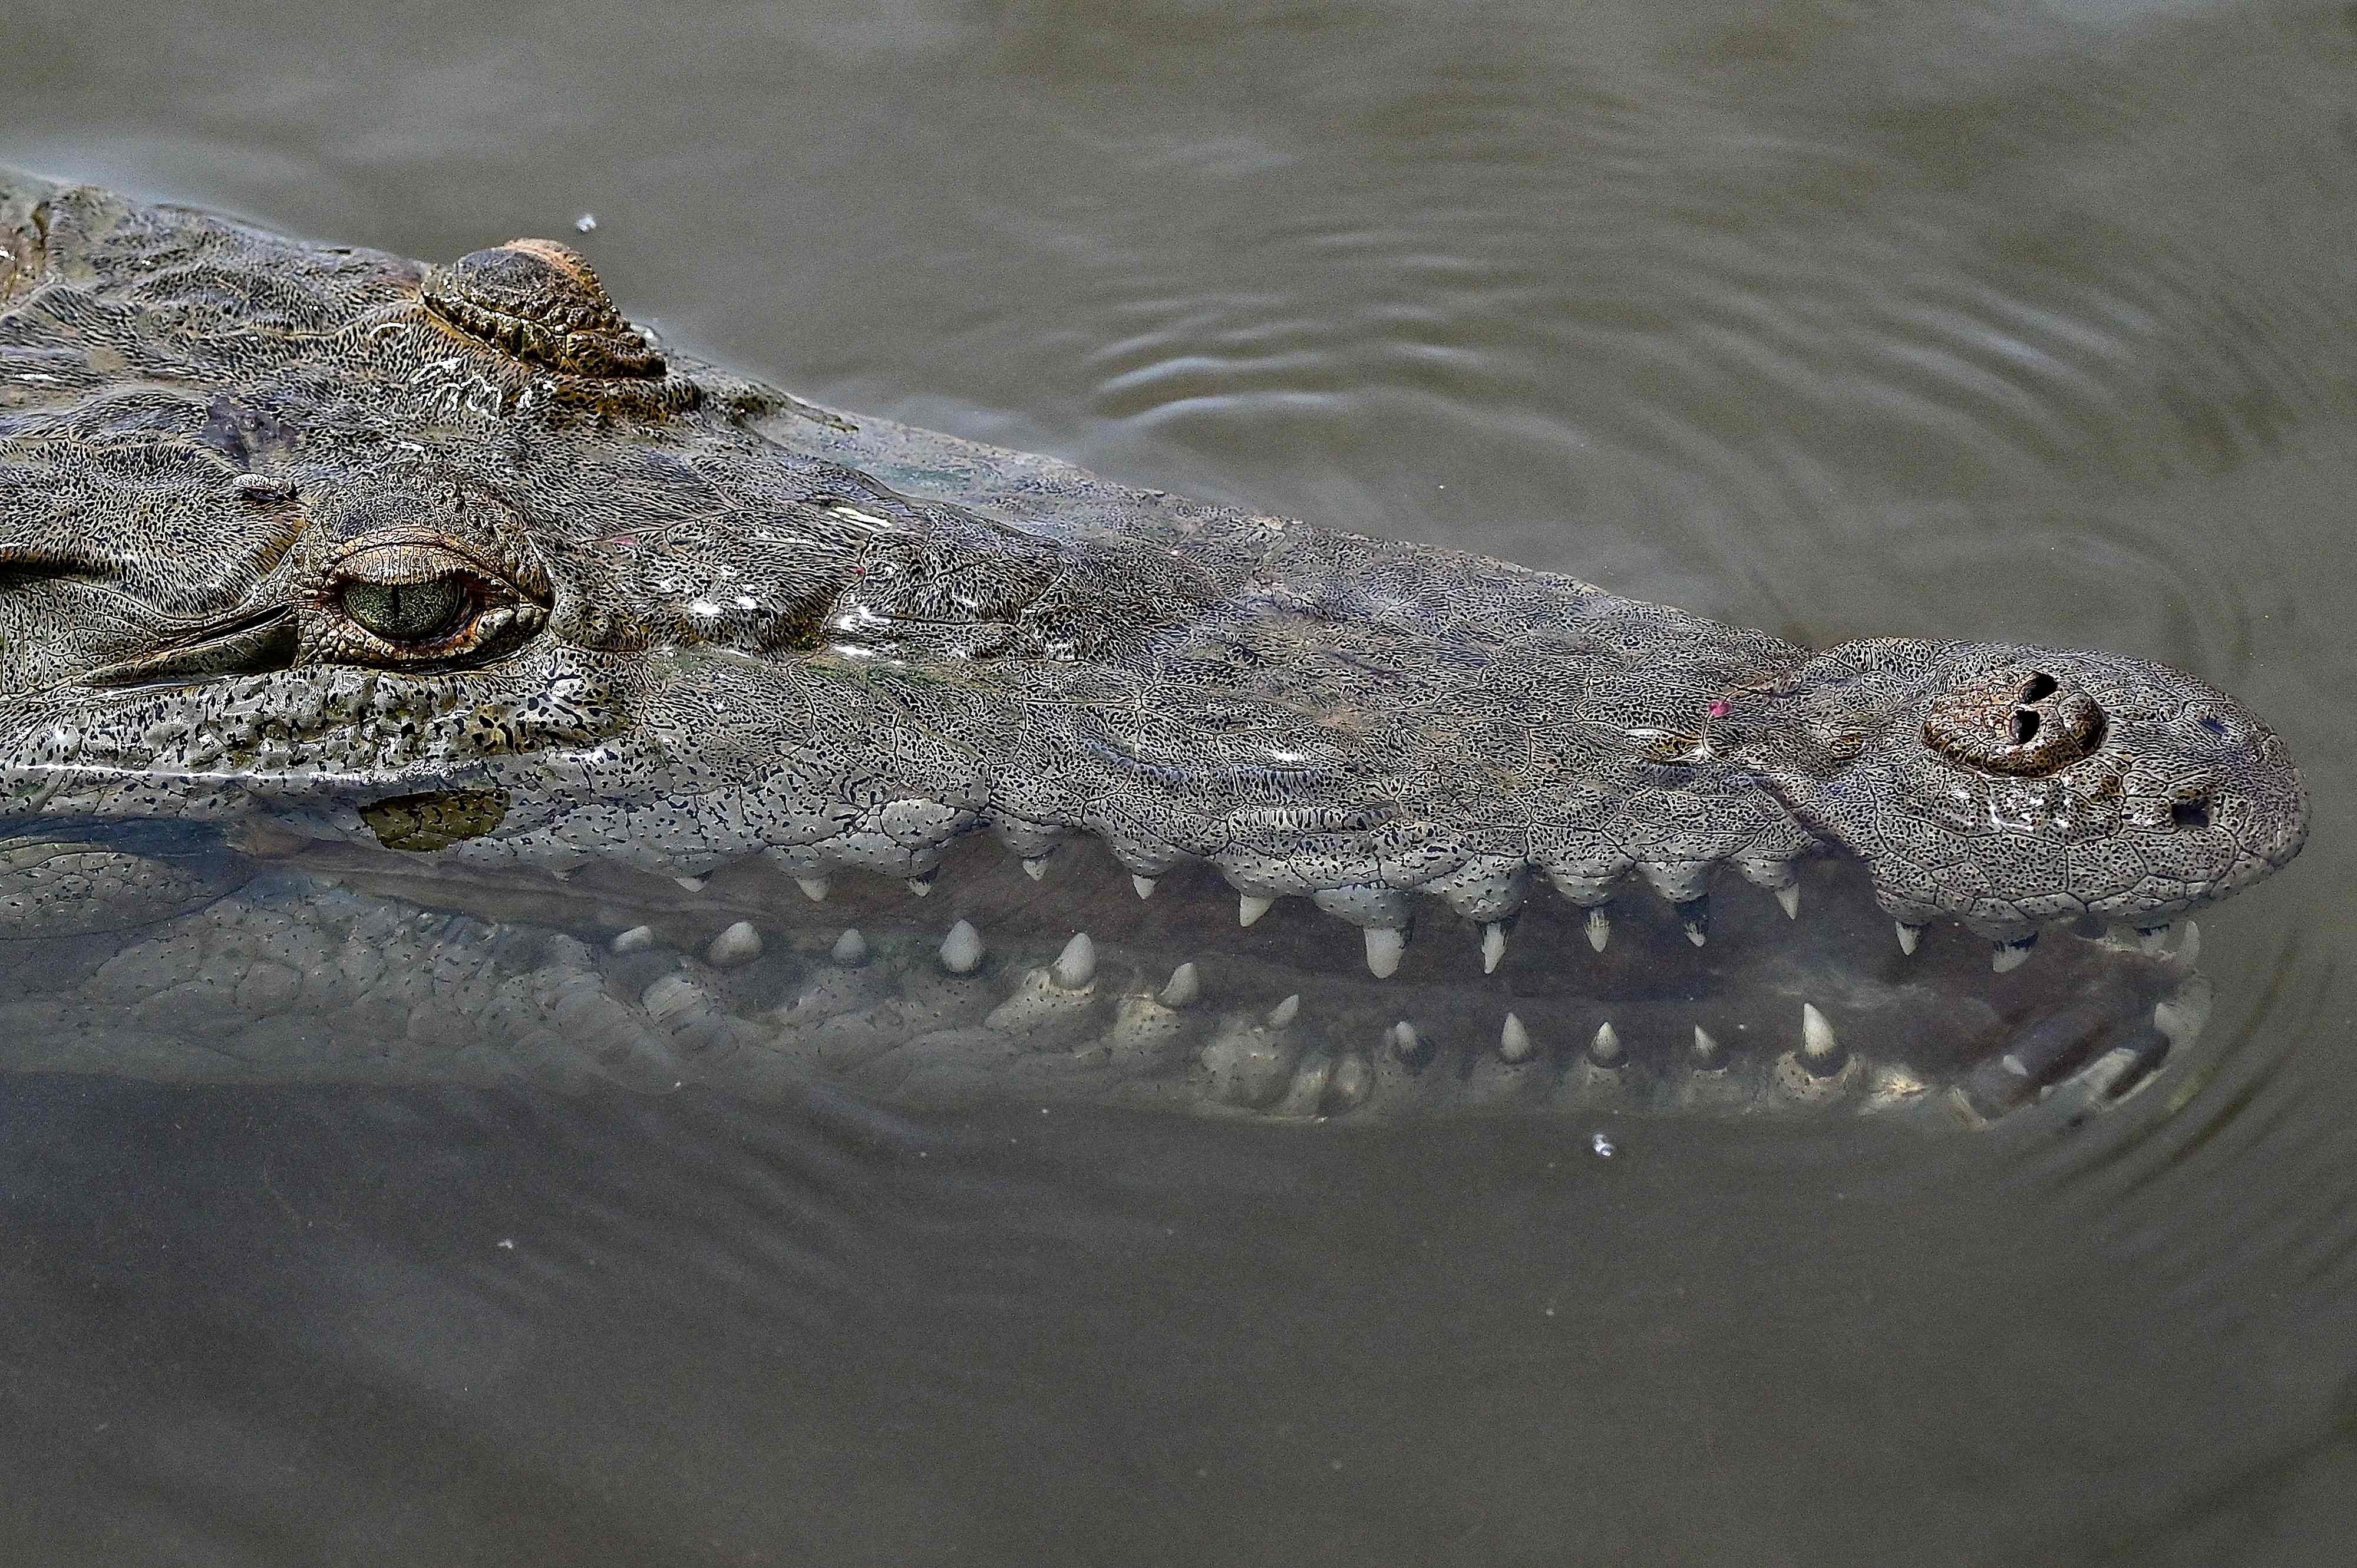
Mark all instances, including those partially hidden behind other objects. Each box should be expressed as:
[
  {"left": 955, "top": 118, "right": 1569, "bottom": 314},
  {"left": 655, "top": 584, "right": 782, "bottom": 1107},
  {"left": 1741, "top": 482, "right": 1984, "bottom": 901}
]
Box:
[{"left": 422, "top": 239, "right": 666, "bottom": 379}]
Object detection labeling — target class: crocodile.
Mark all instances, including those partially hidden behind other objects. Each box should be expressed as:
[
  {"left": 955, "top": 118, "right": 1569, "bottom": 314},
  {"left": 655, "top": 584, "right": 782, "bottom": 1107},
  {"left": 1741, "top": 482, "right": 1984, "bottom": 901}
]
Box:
[{"left": 0, "top": 171, "right": 2308, "bottom": 1127}]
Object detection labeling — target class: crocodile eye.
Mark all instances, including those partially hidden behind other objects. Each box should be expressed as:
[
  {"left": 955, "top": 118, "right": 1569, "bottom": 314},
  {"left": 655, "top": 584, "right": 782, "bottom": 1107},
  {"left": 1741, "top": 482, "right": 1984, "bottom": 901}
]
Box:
[
  {"left": 341, "top": 576, "right": 471, "bottom": 643},
  {"left": 1923, "top": 666, "right": 2107, "bottom": 777},
  {"left": 322, "top": 540, "right": 549, "bottom": 666}
]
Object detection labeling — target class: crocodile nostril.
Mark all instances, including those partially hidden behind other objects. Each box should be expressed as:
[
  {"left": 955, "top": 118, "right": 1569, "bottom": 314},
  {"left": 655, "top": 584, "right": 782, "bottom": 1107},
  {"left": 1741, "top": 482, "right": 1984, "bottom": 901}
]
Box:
[
  {"left": 2173, "top": 797, "right": 2213, "bottom": 830},
  {"left": 1923, "top": 666, "right": 2106, "bottom": 775}
]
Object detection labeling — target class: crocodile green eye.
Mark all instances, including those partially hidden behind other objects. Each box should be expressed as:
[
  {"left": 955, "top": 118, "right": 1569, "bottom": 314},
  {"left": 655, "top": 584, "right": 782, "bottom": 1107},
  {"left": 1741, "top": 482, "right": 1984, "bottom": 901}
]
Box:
[
  {"left": 340, "top": 576, "right": 472, "bottom": 643},
  {"left": 323, "top": 537, "right": 550, "bottom": 667}
]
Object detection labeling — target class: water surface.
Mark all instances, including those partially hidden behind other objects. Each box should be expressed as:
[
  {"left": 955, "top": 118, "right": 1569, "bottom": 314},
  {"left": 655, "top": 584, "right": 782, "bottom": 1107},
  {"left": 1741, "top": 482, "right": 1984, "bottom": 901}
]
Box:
[{"left": 4, "top": 2, "right": 2355, "bottom": 1563}]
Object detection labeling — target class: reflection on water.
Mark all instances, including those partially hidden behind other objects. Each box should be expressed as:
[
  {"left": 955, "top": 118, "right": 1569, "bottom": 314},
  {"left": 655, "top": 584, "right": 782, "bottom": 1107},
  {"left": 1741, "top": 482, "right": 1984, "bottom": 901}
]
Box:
[{"left": 3, "top": 0, "right": 2355, "bottom": 1562}]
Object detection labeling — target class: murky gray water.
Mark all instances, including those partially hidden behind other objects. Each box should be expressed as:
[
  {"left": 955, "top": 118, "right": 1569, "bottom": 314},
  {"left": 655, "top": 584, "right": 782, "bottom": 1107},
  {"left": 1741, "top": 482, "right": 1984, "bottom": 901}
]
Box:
[{"left": 5, "top": 1, "right": 2356, "bottom": 1563}]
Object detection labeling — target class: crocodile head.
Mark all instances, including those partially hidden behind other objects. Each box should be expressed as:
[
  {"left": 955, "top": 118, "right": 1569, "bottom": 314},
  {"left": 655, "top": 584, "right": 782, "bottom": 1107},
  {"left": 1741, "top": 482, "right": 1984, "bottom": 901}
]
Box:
[
  {"left": 1730, "top": 639, "right": 2307, "bottom": 946},
  {"left": 0, "top": 173, "right": 2308, "bottom": 1127}
]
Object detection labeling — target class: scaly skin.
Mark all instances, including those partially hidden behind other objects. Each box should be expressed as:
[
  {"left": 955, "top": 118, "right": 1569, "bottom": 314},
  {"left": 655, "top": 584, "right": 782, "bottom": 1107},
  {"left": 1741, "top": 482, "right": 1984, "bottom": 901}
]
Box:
[{"left": 0, "top": 172, "right": 2306, "bottom": 1125}]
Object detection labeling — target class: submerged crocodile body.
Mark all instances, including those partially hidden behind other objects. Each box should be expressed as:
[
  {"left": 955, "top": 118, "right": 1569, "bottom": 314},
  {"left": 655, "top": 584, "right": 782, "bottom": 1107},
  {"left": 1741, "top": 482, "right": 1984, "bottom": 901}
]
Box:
[{"left": 0, "top": 173, "right": 2308, "bottom": 1126}]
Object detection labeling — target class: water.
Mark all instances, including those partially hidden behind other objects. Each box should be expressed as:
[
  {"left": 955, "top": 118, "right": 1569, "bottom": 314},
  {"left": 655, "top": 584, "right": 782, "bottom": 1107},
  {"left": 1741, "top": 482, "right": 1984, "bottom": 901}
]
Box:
[{"left": 4, "top": 1, "right": 2355, "bottom": 1562}]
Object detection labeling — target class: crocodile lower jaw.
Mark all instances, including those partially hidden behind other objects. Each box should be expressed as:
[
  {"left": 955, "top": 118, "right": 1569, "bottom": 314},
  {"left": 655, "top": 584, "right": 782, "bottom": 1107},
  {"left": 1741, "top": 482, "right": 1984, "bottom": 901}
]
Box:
[{"left": 0, "top": 833, "right": 2213, "bottom": 1132}]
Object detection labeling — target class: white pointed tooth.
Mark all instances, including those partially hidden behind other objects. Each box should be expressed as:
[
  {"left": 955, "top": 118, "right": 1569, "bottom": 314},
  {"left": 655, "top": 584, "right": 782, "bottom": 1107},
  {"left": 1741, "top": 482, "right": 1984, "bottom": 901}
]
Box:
[
  {"left": 796, "top": 876, "right": 831, "bottom": 903},
  {"left": 938, "top": 919, "right": 985, "bottom": 975},
  {"left": 1895, "top": 922, "right": 1923, "bottom": 956},
  {"left": 2177, "top": 920, "right": 2202, "bottom": 968},
  {"left": 1498, "top": 1012, "right": 1534, "bottom": 1064},
  {"left": 1590, "top": 1021, "right": 1623, "bottom": 1065},
  {"left": 1158, "top": 962, "right": 1200, "bottom": 1009},
  {"left": 1388, "top": 1018, "right": 1437, "bottom": 1072},
  {"left": 674, "top": 874, "right": 706, "bottom": 892},
  {"left": 830, "top": 927, "right": 869, "bottom": 966},
  {"left": 1775, "top": 883, "right": 1801, "bottom": 920},
  {"left": 1685, "top": 926, "right": 1708, "bottom": 948},
  {"left": 706, "top": 921, "right": 763, "bottom": 969},
  {"left": 906, "top": 872, "right": 937, "bottom": 897},
  {"left": 1992, "top": 935, "right": 2036, "bottom": 973},
  {"left": 1364, "top": 926, "right": 1407, "bottom": 979},
  {"left": 1586, "top": 908, "right": 1611, "bottom": 953},
  {"left": 1481, "top": 922, "right": 1507, "bottom": 974},
  {"left": 610, "top": 925, "right": 656, "bottom": 954},
  {"left": 1239, "top": 894, "right": 1275, "bottom": 927},
  {"left": 1692, "top": 1025, "right": 1721, "bottom": 1067},
  {"left": 1051, "top": 932, "right": 1098, "bottom": 990},
  {"left": 1801, "top": 1003, "right": 1838, "bottom": 1064},
  {"left": 1266, "top": 993, "right": 1300, "bottom": 1029},
  {"left": 1022, "top": 856, "right": 1050, "bottom": 882},
  {"left": 1133, "top": 874, "right": 1158, "bottom": 900}
]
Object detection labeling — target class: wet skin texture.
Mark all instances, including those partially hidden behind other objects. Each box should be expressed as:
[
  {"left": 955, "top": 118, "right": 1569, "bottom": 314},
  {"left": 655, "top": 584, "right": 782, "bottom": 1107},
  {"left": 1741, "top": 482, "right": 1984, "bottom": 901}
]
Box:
[{"left": 0, "top": 173, "right": 2307, "bottom": 1125}]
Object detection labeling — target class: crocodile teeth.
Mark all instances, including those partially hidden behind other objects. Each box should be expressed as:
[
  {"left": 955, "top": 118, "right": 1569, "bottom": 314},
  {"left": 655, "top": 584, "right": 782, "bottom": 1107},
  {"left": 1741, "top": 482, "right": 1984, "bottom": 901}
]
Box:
[
  {"left": 1992, "top": 933, "right": 2037, "bottom": 972},
  {"left": 1051, "top": 932, "right": 1097, "bottom": 991},
  {"left": 1480, "top": 922, "right": 1507, "bottom": 974},
  {"left": 610, "top": 925, "right": 655, "bottom": 955},
  {"left": 939, "top": 919, "right": 984, "bottom": 974},
  {"left": 1266, "top": 993, "right": 1300, "bottom": 1029},
  {"left": 1239, "top": 894, "right": 1275, "bottom": 927},
  {"left": 1800, "top": 1003, "right": 1841, "bottom": 1072},
  {"left": 1676, "top": 896, "right": 1709, "bottom": 948},
  {"left": 1364, "top": 926, "right": 1407, "bottom": 979},
  {"left": 706, "top": 921, "right": 762, "bottom": 969},
  {"left": 1586, "top": 908, "right": 1611, "bottom": 953},
  {"left": 830, "top": 927, "right": 869, "bottom": 966},
  {"left": 1498, "top": 1012, "right": 1534, "bottom": 1064},
  {"left": 1895, "top": 922, "right": 1923, "bottom": 956},
  {"left": 1775, "top": 884, "right": 1801, "bottom": 920},
  {"left": 796, "top": 876, "right": 831, "bottom": 904},
  {"left": 1133, "top": 875, "right": 1158, "bottom": 900},
  {"left": 1589, "top": 1021, "right": 1623, "bottom": 1066},
  {"left": 674, "top": 875, "right": 706, "bottom": 892},
  {"left": 1388, "top": 1019, "right": 1436, "bottom": 1072},
  {"left": 1692, "top": 1025, "right": 1723, "bottom": 1068},
  {"left": 2177, "top": 920, "right": 2202, "bottom": 968},
  {"left": 1158, "top": 962, "right": 1200, "bottom": 1008},
  {"left": 906, "top": 872, "right": 938, "bottom": 897},
  {"left": 1022, "top": 857, "right": 1051, "bottom": 882}
]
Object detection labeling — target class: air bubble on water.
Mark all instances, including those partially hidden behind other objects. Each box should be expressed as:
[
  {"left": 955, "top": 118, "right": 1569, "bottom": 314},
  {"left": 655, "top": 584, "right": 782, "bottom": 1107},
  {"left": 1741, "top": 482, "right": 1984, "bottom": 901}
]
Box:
[
  {"left": 1590, "top": 1130, "right": 1615, "bottom": 1158},
  {"left": 574, "top": 213, "right": 598, "bottom": 233}
]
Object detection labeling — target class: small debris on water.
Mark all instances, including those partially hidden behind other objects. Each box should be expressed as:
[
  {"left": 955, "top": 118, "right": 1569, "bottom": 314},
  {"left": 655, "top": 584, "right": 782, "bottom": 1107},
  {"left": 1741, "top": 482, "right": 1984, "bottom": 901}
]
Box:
[
  {"left": 1590, "top": 1130, "right": 1616, "bottom": 1158},
  {"left": 574, "top": 212, "right": 597, "bottom": 233}
]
